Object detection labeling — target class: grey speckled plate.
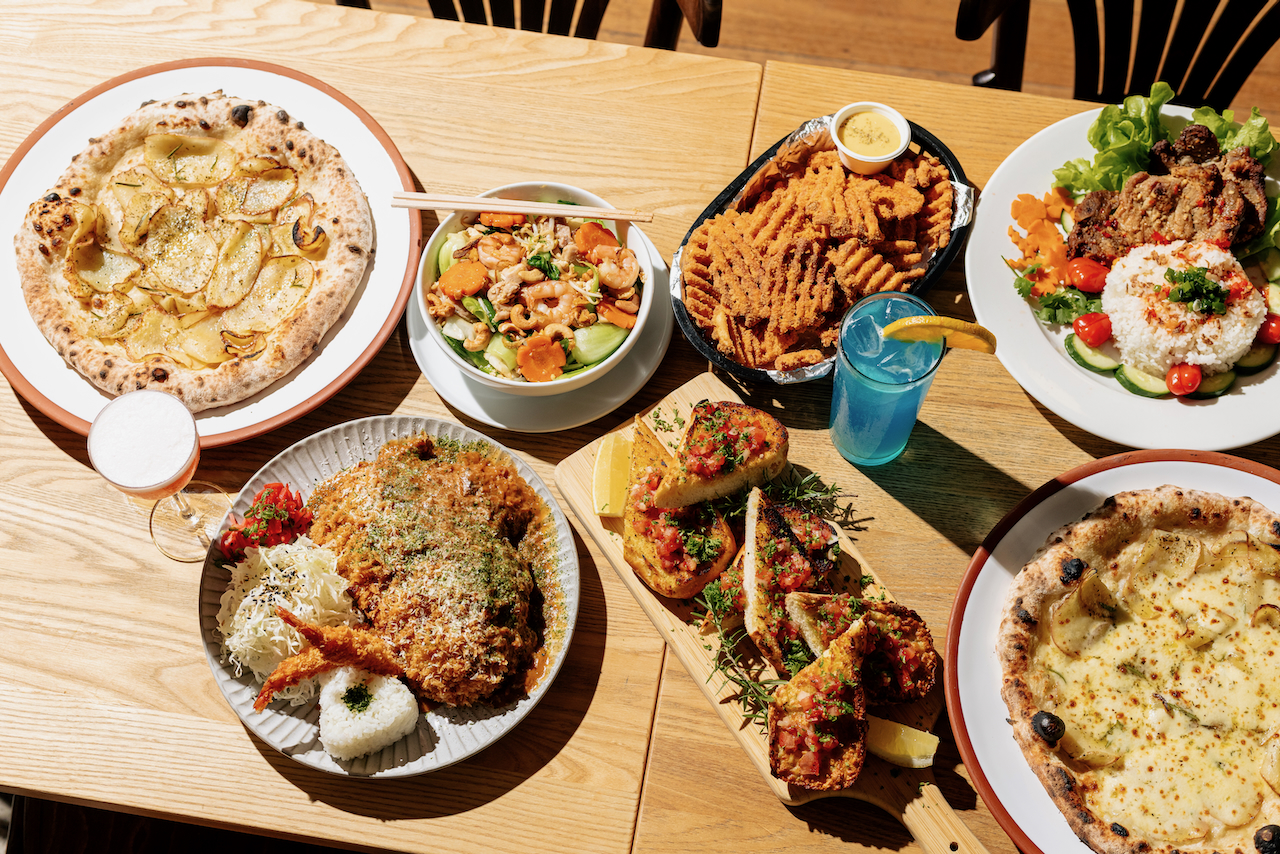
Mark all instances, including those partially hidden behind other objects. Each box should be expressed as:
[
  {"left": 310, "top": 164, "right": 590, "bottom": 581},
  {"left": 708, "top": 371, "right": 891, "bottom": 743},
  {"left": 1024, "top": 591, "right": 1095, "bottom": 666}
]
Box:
[{"left": 198, "top": 415, "right": 580, "bottom": 777}]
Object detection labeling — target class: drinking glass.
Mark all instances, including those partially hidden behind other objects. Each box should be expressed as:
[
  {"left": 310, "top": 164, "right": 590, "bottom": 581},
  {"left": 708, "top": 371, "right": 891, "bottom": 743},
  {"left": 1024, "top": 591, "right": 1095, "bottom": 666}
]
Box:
[
  {"left": 87, "top": 390, "right": 230, "bottom": 562},
  {"left": 829, "top": 292, "right": 945, "bottom": 466}
]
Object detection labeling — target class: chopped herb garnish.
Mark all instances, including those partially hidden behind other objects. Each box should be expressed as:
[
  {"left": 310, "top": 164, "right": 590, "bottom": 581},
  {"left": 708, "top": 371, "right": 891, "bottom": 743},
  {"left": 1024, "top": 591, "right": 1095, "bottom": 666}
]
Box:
[
  {"left": 1165, "top": 266, "right": 1228, "bottom": 315},
  {"left": 342, "top": 683, "right": 374, "bottom": 714}
]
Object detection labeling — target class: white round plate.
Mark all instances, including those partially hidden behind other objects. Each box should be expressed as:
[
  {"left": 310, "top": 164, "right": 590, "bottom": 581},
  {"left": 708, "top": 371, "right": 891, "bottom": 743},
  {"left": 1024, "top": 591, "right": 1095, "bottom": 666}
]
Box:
[
  {"left": 945, "top": 450, "right": 1280, "bottom": 854},
  {"left": 408, "top": 229, "right": 673, "bottom": 432},
  {"left": 0, "top": 59, "right": 420, "bottom": 447},
  {"left": 966, "top": 107, "right": 1280, "bottom": 451},
  {"left": 198, "top": 415, "right": 580, "bottom": 777}
]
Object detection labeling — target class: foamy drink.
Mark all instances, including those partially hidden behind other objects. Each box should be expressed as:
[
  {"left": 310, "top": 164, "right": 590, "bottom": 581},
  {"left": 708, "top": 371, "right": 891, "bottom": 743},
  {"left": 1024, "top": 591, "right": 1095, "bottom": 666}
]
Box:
[{"left": 88, "top": 390, "right": 199, "bottom": 500}]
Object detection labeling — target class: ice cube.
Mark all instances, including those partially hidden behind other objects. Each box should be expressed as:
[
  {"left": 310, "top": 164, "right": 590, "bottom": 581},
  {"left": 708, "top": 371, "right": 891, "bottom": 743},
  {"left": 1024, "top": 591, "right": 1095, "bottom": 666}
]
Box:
[{"left": 842, "top": 312, "right": 884, "bottom": 359}]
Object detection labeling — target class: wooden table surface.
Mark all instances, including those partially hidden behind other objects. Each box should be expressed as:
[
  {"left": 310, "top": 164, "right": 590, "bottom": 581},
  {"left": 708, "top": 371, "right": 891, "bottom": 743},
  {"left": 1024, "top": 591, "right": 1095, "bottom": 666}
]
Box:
[
  {"left": 0, "top": 2, "right": 759, "bottom": 852},
  {"left": 4, "top": 3, "right": 1278, "bottom": 852}
]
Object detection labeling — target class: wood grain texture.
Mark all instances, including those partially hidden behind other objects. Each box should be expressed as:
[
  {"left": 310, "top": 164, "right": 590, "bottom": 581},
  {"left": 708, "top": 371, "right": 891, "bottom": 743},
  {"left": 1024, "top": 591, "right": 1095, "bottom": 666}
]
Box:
[{"left": 0, "top": 1, "right": 762, "bottom": 850}]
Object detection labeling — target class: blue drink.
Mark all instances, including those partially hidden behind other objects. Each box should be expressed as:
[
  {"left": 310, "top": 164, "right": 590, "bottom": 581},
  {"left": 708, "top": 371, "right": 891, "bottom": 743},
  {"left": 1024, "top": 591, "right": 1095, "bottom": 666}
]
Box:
[{"left": 829, "top": 293, "right": 944, "bottom": 466}]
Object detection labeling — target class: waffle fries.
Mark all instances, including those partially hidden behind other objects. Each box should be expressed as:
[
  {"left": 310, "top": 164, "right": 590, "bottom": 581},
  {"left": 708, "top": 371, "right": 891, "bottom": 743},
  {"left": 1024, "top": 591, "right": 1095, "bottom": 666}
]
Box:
[{"left": 683, "top": 148, "right": 953, "bottom": 372}]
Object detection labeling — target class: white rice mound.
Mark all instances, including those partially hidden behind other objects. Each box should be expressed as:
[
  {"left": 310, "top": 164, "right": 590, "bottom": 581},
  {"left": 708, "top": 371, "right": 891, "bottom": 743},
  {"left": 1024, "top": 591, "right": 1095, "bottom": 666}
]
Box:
[
  {"left": 1102, "top": 240, "right": 1266, "bottom": 377},
  {"left": 318, "top": 667, "right": 420, "bottom": 761},
  {"left": 216, "top": 538, "right": 355, "bottom": 705}
]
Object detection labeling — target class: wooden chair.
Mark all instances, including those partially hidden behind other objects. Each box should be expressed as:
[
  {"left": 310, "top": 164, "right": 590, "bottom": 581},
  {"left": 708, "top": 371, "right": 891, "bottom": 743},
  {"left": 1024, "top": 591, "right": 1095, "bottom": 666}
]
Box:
[
  {"left": 338, "top": 0, "right": 721, "bottom": 49},
  {"left": 955, "top": 0, "right": 1280, "bottom": 111}
]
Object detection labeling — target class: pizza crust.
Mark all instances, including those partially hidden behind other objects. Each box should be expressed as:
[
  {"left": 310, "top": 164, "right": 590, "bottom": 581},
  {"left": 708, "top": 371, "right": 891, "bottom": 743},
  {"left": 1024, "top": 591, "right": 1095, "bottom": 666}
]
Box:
[
  {"left": 997, "top": 485, "right": 1280, "bottom": 854},
  {"left": 14, "top": 91, "right": 374, "bottom": 411}
]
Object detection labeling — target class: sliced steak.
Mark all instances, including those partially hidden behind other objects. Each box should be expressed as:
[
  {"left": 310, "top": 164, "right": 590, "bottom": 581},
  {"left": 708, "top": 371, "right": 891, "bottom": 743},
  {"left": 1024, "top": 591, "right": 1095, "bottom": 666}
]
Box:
[
  {"left": 1065, "top": 190, "right": 1125, "bottom": 262},
  {"left": 1219, "top": 145, "right": 1268, "bottom": 243}
]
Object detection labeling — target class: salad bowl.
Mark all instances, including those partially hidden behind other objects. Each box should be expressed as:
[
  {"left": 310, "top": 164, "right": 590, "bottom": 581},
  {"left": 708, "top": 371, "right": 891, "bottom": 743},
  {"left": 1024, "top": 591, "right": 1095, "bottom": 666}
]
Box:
[{"left": 417, "top": 181, "right": 656, "bottom": 397}]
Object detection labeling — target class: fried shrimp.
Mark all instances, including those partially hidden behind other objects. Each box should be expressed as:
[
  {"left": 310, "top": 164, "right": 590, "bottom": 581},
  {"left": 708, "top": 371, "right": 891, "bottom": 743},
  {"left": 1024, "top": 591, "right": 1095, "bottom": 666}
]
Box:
[{"left": 253, "top": 607, "right": 403, "bottom": 712}]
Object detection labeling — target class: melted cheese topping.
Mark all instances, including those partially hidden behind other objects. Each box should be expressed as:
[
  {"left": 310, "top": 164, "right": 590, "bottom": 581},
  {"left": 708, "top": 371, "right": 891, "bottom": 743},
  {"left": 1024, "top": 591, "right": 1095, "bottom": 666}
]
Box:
[{"left": 1030, "top": 531, "right": 1280, "bottom": 843}]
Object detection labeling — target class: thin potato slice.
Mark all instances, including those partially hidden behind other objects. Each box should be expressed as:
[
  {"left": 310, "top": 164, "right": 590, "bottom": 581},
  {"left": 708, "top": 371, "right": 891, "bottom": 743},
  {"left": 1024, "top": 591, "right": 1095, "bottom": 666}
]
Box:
[
  {"left": 86, "top": 291, "right": 134, "bottom": 338},
  {"left": 122, "top": 305, "right": 180, "bottom": 361},
  {"left": 221, "top": 255, "right": 313, "bottom": 334},
  {"left": 179, "top": 314, "right": 234, "bottom": 364},
  {"left": 215, "top": 176, "right": 274, "bottom": 224},
  {"left": 144, "top": 134, "right": 236, "bottom": 187},
  {"left": 143, "top": 204, "right": 218, "bottom": 294},
  {"left": 206, "top": 222, "right": 264, "bottom": 308},
  {"left": 69, "top": 242, "right": 142, "bottom": 293},
  {"left": 120, "top": 192, "right": 169, "bottom": 249},
  {"left": 110, "top": 167, "right": 172, "bottom": 208},
  {"left": 241, "top": 168, "right": 298, "bottom": 216}
]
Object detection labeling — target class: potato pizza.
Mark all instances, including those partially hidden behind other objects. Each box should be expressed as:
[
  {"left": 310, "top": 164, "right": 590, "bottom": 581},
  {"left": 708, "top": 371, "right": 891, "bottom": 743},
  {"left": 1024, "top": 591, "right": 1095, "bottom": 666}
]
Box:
[
  {"left": 14, "top": 91, "right": 373, "bottom": 411},
  {"left": 997, "top": 486, "right": 1280, "bottom": 854}
]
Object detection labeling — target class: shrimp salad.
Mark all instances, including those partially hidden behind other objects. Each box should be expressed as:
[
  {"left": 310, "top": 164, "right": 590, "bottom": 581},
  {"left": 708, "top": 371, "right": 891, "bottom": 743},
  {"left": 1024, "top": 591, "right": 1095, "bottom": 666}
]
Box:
[{"left": 426, "top": 211, "right": 644, "bottom": 383}]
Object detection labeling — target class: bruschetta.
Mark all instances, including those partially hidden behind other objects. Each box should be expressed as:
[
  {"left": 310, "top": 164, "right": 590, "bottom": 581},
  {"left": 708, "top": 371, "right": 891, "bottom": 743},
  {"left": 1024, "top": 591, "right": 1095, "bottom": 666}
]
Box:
[
  {"left": 622, "top": 419, "right": 735, "bottom": 599},
  {"left": 786, "top": 592, "right": 940, "bottom": 704},
  {"left": 653, "top": 401, "right": 788, "bottom": 508},
  {"left": 767, "top": 616, "right": 874, "bottom": 790}
]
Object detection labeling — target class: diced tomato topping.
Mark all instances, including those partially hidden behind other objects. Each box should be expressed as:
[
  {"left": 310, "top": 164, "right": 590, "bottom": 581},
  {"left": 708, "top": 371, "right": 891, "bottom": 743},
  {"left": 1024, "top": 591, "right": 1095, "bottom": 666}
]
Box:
[{"left": 796, "top": 750, "right": 821, "bottom": 777}]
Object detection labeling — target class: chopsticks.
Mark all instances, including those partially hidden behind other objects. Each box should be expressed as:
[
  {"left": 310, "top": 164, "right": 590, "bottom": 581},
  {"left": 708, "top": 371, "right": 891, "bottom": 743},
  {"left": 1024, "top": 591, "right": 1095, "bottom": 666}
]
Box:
[{"left": 390, "top": 192, "right": 653, "bottom": 223}]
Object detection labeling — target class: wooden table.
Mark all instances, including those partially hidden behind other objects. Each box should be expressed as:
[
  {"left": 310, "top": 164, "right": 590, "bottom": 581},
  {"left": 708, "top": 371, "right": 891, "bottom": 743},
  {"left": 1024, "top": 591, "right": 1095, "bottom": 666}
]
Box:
[
  {"left": 5, "top": 3, "right": 1276, "bottom": 851},
  {"left": 628, "top": 62, "right": 1280, "bottom": 854},
  {"left": 0, "top": 2, "right": 759, "bottom": 852}
]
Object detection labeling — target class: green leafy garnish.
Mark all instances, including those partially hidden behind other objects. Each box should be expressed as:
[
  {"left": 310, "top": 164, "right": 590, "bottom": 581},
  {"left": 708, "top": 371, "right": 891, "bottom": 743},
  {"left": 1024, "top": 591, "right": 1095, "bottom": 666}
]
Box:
[
  {"left": 681, "top": 528, "right": 723, "bottom": 564},
  {"left": 1053, "top": 82, "right": 1175, "bottom": 194},
  {"left": 527, "top": 251, "right": 560, "bottom": 280},
  {"left": 1165, "top": 266, "right": 1228, "bottom": 315},
  {"left": 1190, "top": 105, "right": 1277, "bottom": 166}
]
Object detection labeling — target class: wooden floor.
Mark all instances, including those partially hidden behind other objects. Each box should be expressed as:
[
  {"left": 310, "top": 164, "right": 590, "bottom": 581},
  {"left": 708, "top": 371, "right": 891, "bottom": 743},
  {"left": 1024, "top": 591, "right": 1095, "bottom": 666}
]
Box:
[{"left": 358, "top": 0, "right": 1280, "bottom": 126}]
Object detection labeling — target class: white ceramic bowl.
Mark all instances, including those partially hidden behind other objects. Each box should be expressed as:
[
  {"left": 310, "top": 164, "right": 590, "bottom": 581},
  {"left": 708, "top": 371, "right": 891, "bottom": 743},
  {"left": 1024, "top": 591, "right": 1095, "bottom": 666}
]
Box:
[
  {"left": 417, "top": 182, "right": 655, "bottom": 397},
  {"left": 829, "top": 102, "right": 912, "bottom": 175}
]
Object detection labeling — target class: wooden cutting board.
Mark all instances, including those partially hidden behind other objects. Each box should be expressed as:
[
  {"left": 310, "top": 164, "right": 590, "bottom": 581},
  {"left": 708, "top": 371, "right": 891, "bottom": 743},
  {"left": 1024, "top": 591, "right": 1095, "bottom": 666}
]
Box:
[{"left": 555, "top": 373, "right": 990, "bottom": 854}]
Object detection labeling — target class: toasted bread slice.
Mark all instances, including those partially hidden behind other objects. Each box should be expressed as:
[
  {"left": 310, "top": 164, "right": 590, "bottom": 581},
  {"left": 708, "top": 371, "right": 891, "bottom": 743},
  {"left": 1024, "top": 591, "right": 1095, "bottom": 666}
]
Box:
[
  {"left": 742, "top": 488, "right": 839, "bottom": 674},
  {"left": 786, "top": 593, "right": 940, "bottom": 704},
  {"left": 622, "top": 419, "right": 735, "bottom": 599},
  {"left": 653, "top": 400, "right": 788, "bottom": 508},
  {"left": 767, "top": 616, "right": 874, "bottom": 790}
]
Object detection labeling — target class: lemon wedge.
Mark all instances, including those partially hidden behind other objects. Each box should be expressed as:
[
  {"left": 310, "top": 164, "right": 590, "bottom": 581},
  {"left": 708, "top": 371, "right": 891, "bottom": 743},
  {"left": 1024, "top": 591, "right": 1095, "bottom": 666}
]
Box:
[
  {"left": 592, "top": 432, "right": 632, "bottom": 518},
  {"left": 881, "top": 316, "right": 997, "bottom": 354},
  {"left": 865, "top": 716, "right": 939, "bottom": 768}
]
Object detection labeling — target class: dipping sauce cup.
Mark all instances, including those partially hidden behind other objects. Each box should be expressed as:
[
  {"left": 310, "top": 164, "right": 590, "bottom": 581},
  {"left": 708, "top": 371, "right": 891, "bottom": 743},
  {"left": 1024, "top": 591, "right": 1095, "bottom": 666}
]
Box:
[
  {"left": 829, "top": 293, "right": 944, "bottom": 466},
  {"left": 830, "top": 102, "right": 911, "bottom": 175}
]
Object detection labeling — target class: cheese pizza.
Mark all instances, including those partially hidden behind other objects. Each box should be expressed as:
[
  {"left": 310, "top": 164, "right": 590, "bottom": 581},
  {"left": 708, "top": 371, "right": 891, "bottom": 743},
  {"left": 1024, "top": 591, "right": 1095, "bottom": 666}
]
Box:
[
  {"left": 997, "top": 486, "right": 1280, "bottom": 854},
  {"left": 15, "top": 91, "right": 373, "bottom": 411}
]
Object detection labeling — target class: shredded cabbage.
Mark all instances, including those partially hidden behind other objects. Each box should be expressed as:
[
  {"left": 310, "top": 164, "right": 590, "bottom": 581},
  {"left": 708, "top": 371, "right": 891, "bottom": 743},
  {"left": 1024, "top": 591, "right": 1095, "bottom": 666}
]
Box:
[{"left": 216, "top": 537, "right": 355, "bottom": 705}]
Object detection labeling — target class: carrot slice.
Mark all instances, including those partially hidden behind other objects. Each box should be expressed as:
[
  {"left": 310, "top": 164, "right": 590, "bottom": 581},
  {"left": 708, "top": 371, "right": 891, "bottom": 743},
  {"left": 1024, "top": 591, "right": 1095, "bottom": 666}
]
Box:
[
  {"left": 573, "top": 221, "right": 619, "bottom": 256},
  {"left": 479, "top": 212, "right": 526, "bottom": 229},
  {"left": 516, "top": 334, "right": 567, "bottom": 382},
  {"left": 437, "top": 259, "right": 489, "bottom": 299},
  {"left": 597, "top": 299, "right": 637, "bottom": 329}
]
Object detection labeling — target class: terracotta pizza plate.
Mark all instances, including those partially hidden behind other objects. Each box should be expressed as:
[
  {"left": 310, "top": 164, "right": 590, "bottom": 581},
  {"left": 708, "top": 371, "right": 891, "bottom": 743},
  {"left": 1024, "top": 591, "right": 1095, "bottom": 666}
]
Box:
[
  {"left": 946, "top": 450, "right": 1280, "bottom": 854},
  {"left": 0, "top": 58, "right": 421, "bottom": 447}
]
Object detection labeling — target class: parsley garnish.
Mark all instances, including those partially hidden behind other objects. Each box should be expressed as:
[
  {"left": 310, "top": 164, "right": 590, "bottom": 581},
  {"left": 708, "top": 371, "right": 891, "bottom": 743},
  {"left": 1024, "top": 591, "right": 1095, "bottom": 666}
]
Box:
[
  {"left": 1165, "top": 266, "right": 1228, "bottom": 315},
  {"left": 1010, "top": 259, "right": 1102, "bottom": 324},
  {"left": 682, "top": 528, "right": 722, "bottom": 563}
]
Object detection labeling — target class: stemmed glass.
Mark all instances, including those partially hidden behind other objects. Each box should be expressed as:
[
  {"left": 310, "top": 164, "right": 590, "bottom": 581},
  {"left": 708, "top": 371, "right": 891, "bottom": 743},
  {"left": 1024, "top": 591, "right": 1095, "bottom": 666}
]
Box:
[{"left": 87, "top": 390, "right": 230, "bottom": 562}]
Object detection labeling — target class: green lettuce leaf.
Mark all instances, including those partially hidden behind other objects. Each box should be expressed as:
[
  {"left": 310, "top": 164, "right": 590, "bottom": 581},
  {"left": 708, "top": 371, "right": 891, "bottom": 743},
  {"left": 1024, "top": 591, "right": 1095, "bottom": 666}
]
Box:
[
  {"left": 1189, "top": 105, "right": 1277, "bottom": 166},
  {"left": 1053, "top": 82, "right": 1175, "bottom": 194}
]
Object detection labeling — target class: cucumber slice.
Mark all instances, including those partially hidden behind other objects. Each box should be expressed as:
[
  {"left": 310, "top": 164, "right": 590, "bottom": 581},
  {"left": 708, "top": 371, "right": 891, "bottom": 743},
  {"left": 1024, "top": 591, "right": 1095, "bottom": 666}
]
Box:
[
  {"left": 1268, "top": 282, "right": 1280, "bottom": 314},
  {"left": 1235, "top": 342, "right": 1277, "bottom": 375},
  {"left": 1065, "top": 333, "right": 1119, "bottom": 373},
  {"left": 1115, "top": 365, "right": 1170, "bottom": 398},
  {"left": 570, "top": 322, "right": 628, "bottom": 365},
  {"left": 1188, "top": 369, "right": 1236, "bottom": 399},
  {"left": 1060, "top": 209, "right": 1075, "bottom": 232}
]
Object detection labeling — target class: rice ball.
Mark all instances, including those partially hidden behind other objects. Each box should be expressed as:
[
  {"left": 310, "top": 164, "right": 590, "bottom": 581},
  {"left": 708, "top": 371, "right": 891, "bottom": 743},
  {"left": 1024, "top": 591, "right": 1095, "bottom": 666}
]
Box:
[
  {"left": 1102, "top": 240, "right": 1266, "bottom": 377},
  {"left": 317, "top": 667, "right": 419, "bottom": 761}
]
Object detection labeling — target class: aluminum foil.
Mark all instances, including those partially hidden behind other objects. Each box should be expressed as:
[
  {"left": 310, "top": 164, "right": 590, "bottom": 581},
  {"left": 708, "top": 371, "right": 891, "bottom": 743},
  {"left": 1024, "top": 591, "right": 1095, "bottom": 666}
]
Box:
[{"left": 669, "top": 113, "right": 976, "bottom": 385}]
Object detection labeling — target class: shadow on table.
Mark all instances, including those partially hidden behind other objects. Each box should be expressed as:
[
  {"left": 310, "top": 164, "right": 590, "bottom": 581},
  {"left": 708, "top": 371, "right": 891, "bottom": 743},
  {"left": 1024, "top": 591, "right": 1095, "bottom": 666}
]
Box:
[{"left": 252, "top": 523, "right": 608, "bottom": 820}]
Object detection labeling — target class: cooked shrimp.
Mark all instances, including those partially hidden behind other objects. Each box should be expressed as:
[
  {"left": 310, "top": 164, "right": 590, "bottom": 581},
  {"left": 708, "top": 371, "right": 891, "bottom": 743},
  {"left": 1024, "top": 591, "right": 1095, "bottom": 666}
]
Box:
[
  {"left": 589, "top": 244, "right": 640, "bottom": 290},
  {"left": 253, "top": 607, "right": 402, "bottom": 712},
  {"left": 521, "top": 280, "right": 572, "bottom": 304},
  {"left": 478, "top": 232, "right": 523, "bottom": 271}
]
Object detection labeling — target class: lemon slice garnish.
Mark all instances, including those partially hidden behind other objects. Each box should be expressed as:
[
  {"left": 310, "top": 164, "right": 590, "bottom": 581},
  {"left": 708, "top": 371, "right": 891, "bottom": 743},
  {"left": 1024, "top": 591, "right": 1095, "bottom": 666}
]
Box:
[
  {"left": 592, "top": 432, "right": 632, "bottom": 518},
  {"left": 865, "top": 716, "right": 939, "bottom": 768},
  {"left": 881, "top": 316, "right": 997, "bottom": 354}
]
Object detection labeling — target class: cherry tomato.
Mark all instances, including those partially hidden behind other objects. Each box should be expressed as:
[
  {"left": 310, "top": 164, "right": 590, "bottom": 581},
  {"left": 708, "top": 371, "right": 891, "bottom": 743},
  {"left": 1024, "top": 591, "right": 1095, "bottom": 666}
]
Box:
[
  {"left": 1258, "top": 313, "right": 1280, "bottom": 345},
  {"left": 1167, "top": 363, "right": 1202, "bottom": 396},
  {"left": 1066, "top": 257, "right": 1110, "bottom": 293},
  {"left": 1072, "top": 312, "right": 1112, "bottom": 348}
]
